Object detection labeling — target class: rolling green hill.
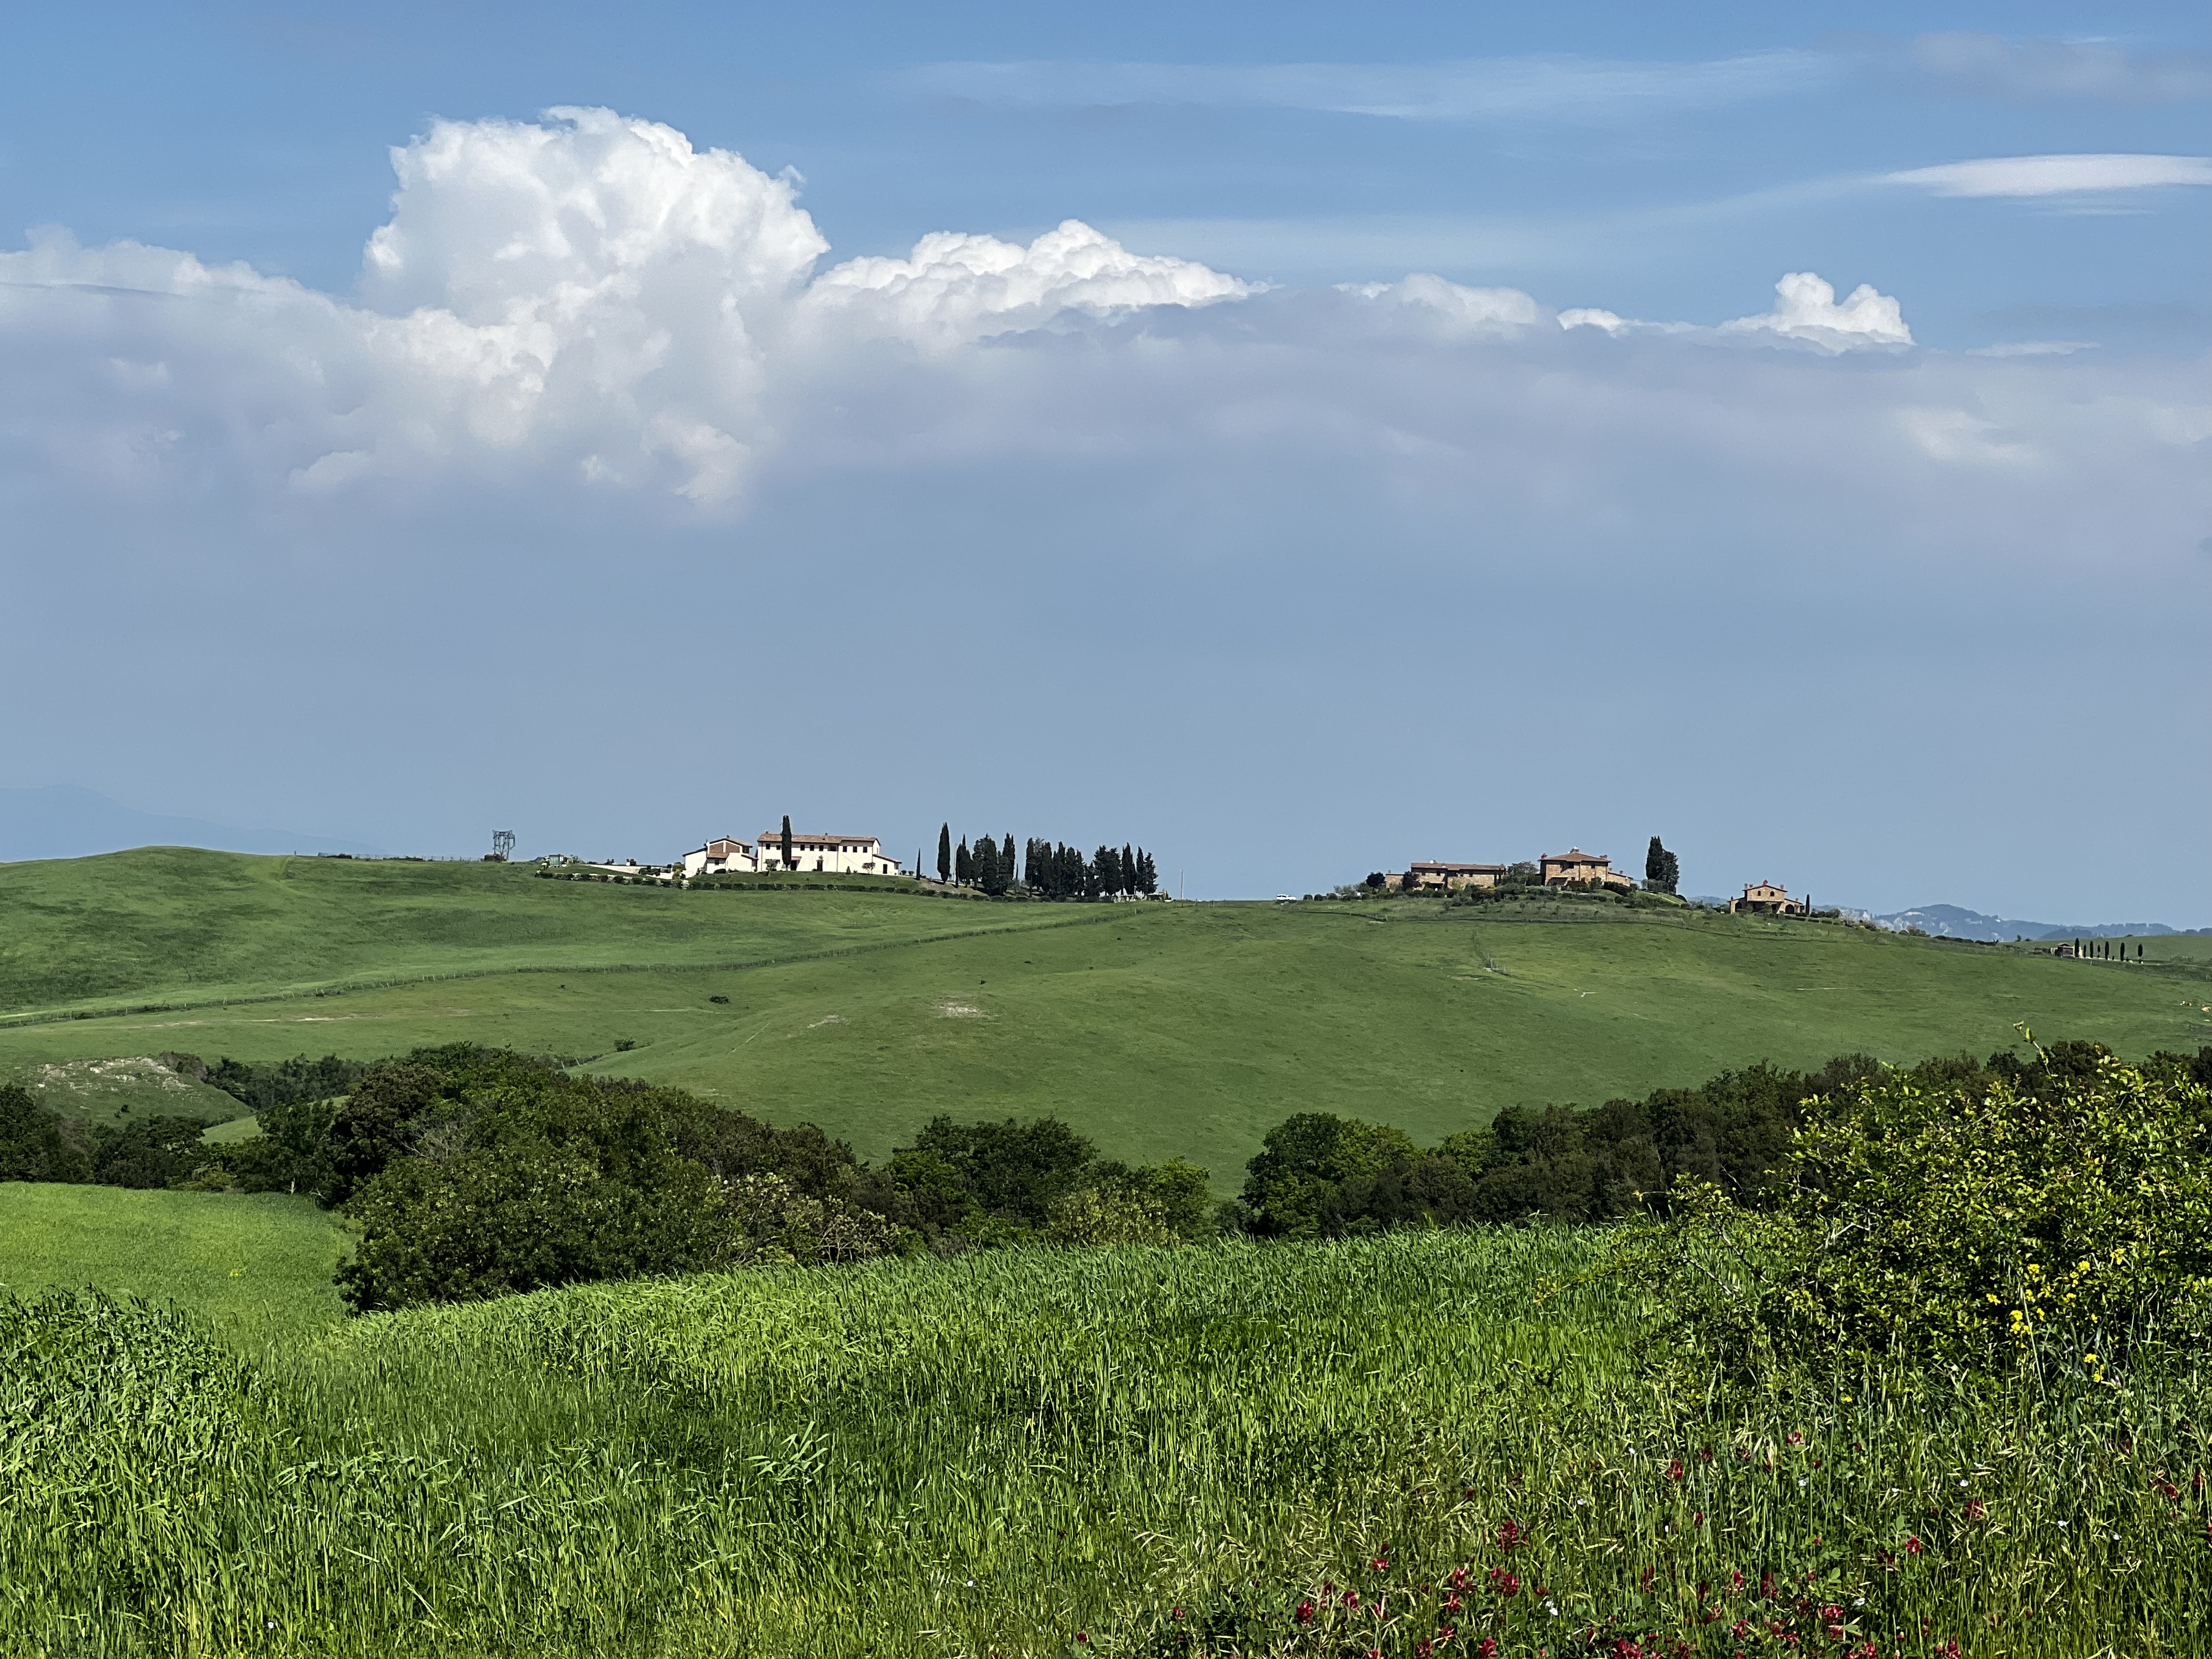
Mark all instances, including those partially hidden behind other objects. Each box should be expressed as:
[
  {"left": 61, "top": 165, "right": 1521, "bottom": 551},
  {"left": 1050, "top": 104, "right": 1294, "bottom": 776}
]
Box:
[{"left": 3, "top": 849, "right": 2206, "bottom": 1178}]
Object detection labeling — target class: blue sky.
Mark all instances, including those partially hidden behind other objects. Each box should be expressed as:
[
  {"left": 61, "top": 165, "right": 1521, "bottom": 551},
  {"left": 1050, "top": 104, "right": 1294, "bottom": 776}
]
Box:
[{"left": 1, "top": 3, "right": 2206, "bottom": 917}]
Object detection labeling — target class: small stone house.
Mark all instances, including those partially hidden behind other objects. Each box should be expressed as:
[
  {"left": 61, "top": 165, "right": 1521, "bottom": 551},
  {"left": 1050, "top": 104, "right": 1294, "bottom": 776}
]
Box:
[{"left": 1730, "top": 881, "right": 1806, "bottom": 916}]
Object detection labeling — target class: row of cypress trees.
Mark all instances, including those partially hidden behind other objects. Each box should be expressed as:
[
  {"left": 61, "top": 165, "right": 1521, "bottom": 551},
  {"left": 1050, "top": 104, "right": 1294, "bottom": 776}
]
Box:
[{"left": 934, "top": 826, "right": 1159, "bottom": 900}]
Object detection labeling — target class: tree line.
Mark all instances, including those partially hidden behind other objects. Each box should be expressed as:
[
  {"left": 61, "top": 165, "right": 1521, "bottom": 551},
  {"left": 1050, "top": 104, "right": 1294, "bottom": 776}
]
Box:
[
  {"left": 12, "top": 1036, "right": 2204, "bottom": 1318},
  {"left": 936, "top": 825, "right": 1158, "bottom": 899}
]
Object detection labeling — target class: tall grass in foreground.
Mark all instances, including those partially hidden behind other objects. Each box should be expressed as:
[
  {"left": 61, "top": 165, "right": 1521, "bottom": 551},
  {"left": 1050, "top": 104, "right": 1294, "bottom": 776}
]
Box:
[{"left": 4, "top": 1231, "right": 2209, "bottom": 1656}]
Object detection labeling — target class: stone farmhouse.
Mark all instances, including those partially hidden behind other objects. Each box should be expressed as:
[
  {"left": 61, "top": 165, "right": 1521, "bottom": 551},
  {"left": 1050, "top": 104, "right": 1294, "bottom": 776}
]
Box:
[
  {"left": 1403, "top": 860, "right": 1507, "bottom": 891},
  {"left": 1540, "top": 849, "right": 1634, "bottom": 890},
  {"left": 1383, "top": 848, "right": 1633, "bottom": 892},
  {"left": 679, "top": 832, "right": 905, "bottom": 879},
  {"left": 1730, "top": 881, "right": 1806, "bottom": 916}
]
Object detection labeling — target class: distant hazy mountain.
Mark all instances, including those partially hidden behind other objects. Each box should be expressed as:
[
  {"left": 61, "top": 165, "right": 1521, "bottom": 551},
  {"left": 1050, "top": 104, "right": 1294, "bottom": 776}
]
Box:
[
  {"left": 1872, "top": 903, "right": 2208, "bottom": 941},
  {"left": 0, "top": 785, "right": 379, "bottom": 862}
]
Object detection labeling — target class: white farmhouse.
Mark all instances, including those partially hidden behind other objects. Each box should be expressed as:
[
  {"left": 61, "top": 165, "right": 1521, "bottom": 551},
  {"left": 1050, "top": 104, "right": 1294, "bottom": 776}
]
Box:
[
  {"left": 679, "top": 837, "right": 760, "bottom": 879},
  {"left": 757, "top": 830, "right": 903, "bottom": 876}
]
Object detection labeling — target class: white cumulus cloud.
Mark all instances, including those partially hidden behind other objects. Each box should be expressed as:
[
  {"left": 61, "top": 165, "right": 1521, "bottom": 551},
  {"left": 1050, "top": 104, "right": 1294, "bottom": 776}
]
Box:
[
  {"left": 1720, "top": 272, "right": 1912, "bottom": 349},
  {"left": 798, "top": 220, "right": 1251, "bottom": 351},
  {"left": 1557, "top": 273, "right": 1910, "bottom": 352},
  {"left": 0, "top": 108, "right": 1249, "bottom": 502}
]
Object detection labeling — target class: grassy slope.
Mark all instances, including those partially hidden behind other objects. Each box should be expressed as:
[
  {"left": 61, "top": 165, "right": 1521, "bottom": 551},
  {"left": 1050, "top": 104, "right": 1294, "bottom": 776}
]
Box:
[
  {"left": 0, "top": 1183, "right": 348, "bottom": 1347},
  {"left": 2, "top": 851, "right": 2205, "bottom": 1177},
  {"left": 10, "top": 1054, "right": 251, "bottom": 1127},
  {"left": 9, "top": 1234, "right": 2205, "bottom": 1655}
]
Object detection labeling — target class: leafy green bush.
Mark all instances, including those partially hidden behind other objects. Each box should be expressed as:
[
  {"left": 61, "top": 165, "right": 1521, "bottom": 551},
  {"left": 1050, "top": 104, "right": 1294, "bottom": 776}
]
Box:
[
  {"left": 1639, "top": 1041, "right": 2212, "bottom": 1375},
  {"left": 340, "top": 1140, "right": 732, "bottom": 1310}
]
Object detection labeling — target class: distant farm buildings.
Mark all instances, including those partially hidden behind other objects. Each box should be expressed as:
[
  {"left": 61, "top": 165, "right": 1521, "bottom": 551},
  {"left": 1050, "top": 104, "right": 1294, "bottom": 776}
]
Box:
[
  {"left": 679, "top": 832, "right": 905, "bottom": 880},
  {"left": 1402, "top": 861, "right": 1507, "bottom": 891},
  {"left": 1382, "top": 847, "right": 1634, "bottom": 893}
]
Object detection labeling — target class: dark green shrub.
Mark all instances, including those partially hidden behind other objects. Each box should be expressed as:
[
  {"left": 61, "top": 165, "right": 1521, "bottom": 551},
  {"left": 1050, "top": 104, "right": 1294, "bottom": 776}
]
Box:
[
  {"left": 0, "top": 1084, "right": 91, "bottom": 1183},
  {"left": 340, "top": 1141, "right": 731, "bottom": 1310},
  {"left": 87, "top": 1116, "right": 208, "bottom": 1188}
]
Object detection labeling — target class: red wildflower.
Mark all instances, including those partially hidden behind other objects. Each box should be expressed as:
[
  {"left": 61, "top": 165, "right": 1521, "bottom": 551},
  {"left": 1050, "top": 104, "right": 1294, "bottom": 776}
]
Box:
[
  {"left": 1729, "top": 1569, "right": 1745, "bottom": 1593},
  {"left": 1821, "top": 1605, "right": 1843, "bottom": 1622},
  {"left": 1498, "top": 1519, "right": 1525, "bottom": 1551},
  {"left": 1787, "top": 1431, "right": 1804, "bottom": 1446},
  {"left": 1442, "top": 1593, "right": 1463, "bottom": 1614},
  {"left": 1477, "top": 1641, "right": 1499, "bottom": 1658},
  {"left": 1966, "top": 1499, "right": 1986, "bottom": 1521},
  {"left": 1760, "top": 1572, "right": 1777, "bottom": 1599},
  {"left": 1417, "top": 1643, "right": 1434, "bottom": 1658},
  {"left": 1699, "top": 1447, "right": 1714, "bottom": 1462},
  {"left": 1487, "top": 1567, "right": 1521, "bottom": 1598},
  {"left": 1342, "top": 1589, "right": 1360, "bottom": 1607},
  {"left": 1296, "top": 1600, "right": 1316, "bottom": 1625},
  {"left": 1667, "top": 1458, "right": 1684, "bottom": 1482},
  {"left": 1904, "top": 1536, "right": 1923, "bottom": 1556},
  {"left": 1437, "top": 1623, "right": 1457, "bottom": 1644},
  {"left": 1936, "top": 1642, "right": 1961, "bottom": 1659},
  {"left": 1075, "top": 1635, "right": 1088, "bottom": 1647},
  {"left": 1372, "top": 1557, "right": 1390, "bottom": 1573}
]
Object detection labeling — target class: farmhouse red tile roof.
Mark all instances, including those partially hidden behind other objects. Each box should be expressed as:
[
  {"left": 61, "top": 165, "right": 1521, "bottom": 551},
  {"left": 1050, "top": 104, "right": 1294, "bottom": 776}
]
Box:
[
  {"left": 1543, "top": 849, "right": 1608, "bottom": 862},
  {"left": 1410, "top": 862, "right": 1507, "bottom": 873}
]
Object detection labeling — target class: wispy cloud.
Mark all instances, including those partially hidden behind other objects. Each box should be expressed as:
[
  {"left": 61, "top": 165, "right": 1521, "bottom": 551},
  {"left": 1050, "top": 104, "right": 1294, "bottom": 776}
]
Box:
[
  {"left": 1903, "top": 33, "right": 2212, "bottom": 102},
  {"left": 1884, "top": 154, "right": 2212, "bottom": 197},
  {"left": 905, "top": 51, "right": 1828, "bottom": 122}
]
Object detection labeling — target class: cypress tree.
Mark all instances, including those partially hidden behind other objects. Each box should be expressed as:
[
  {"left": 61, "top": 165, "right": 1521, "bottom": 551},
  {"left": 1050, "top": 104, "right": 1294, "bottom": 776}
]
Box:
[
  {"left": 956, "top": 838, "right": 972, "bottom": 885},
  {"left": 937, "top": 824, "right": 952, "bottom": 884},
  {"left": 1091, "top": 847, "right": 1114, "bottom": 899},
  {"left": 1121, "top": 843, "right": 1136, "bottom": 896},
  {"left": 975, "top": 836, "right": 1000, "bottom": 895},
  {"left": 781, "top": 815, "right": 795, "bottom": 872},
  {"left": 1001, "top": 834, "right": 1016, "bottom": 888},
  {"left": 1136, "top": 848, "right": 1157, "bottom": 895}
]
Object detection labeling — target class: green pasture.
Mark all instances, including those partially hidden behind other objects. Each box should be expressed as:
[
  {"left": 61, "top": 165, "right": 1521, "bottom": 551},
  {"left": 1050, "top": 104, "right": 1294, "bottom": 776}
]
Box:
[
  {"left": 0, "top": 847, "right": 1035, "bottom": 1018},
  {"left": 2, "top": 851, "right": 2206, "bottom": 1176},
  {"left": 7, "top": 1231, "right": 2205, "bottom": 1656},
  {"left": 0, "top": 1183, "right": 348, "bottom": 1347}
]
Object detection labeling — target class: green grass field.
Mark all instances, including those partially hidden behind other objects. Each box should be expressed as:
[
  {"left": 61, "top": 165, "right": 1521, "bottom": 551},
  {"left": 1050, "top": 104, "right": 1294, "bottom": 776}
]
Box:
[
  {"left": 7, "top": 1232, "right": 2206, "bottom": 1657},
  {"left": 0, "top": 1182, "right": 349, "bottom": 1347},
  {"left": 4, "top": 850, "right": 2206, "bottom": 1175}
]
